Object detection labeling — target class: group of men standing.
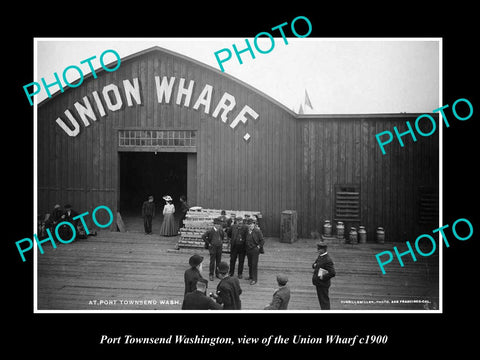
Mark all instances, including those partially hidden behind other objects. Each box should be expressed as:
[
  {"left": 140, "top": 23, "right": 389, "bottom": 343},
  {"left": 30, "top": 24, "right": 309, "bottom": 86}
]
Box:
[
  {"left": 202, "top": 213, "right": 264, "bottom": 285},
  {"left": 182, "top": 212, "right": 282, "bottom": 310},
  {"left": 182, "top": 254, "right": 291, "bottom": 310},
  {"left": 183, "top": 212, "right": 336, "bottom": 310},
  {"left": 43, "top": 203, "right": 91, "bottom": 240}
]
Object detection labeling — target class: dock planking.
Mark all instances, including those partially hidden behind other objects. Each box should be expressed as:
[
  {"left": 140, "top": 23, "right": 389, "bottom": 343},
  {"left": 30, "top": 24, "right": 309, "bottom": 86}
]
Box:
[{"left": 37, "top": 229, "right": 439, "bottom": 311}]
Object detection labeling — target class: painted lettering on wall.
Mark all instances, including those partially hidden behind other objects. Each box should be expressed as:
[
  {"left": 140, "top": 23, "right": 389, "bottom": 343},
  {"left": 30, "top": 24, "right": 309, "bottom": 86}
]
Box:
[
  {"left": 23, "top": 49, "right": 121, "bottom": 106},
  {"left": 54, "top": 76, "right": 259, "bottom": 142},
  {"left": 214, "top": 15, "right": 313, "bottom": 72}
]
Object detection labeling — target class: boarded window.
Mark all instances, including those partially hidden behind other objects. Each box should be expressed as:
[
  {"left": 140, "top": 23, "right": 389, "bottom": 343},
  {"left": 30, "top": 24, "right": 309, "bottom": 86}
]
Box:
[
  {"left": 334, "top": 184, "right": 361, "bottom": 221},
  {"left": 418, "top": 187, "right": 439, "bottom": 224}
]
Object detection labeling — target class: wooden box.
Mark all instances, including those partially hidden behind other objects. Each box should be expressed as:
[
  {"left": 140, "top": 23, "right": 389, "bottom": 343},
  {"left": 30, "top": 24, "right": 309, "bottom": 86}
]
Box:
[{"left": 280, "top": 210, "right": 298, "bottom": 243}]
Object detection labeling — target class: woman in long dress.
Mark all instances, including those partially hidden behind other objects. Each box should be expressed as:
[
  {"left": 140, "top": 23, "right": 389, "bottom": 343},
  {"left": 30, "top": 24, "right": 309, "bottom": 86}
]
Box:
[{"left": 159, "top": 195, "right": 177, "bottom": 236}]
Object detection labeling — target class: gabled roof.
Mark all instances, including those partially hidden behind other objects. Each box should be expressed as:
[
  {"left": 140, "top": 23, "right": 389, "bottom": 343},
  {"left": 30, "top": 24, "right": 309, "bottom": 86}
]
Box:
[
  {"left": 38, "top": 45, "right": 424, "bottom": 119},
  {"left": 38, "top": 45, "right": 297, "bottom": 116}
]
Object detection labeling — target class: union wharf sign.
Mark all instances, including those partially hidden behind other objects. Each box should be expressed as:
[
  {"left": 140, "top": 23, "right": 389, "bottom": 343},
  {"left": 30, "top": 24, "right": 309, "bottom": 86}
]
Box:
[{"left": 54, "top": 76, "right": 259, "bottom": 142}]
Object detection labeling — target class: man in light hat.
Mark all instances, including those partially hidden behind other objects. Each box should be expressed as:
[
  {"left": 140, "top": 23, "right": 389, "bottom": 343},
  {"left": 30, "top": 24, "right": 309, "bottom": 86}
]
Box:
[
  {"left": 182, "top": 279, "right": 222, "bottom": 310},
  {"left": 264, "top": 274, "right": 291, "bottom": 310},
  {"left": 184, "top": 254, "right": 205, "bottom": 295},
  {"left": 142, "top": 195, "right": 155, "bottom": 235},
  {"left": 202, "top": 217, "right": 226, "bottom": 281},
  {"left": 210, "top": 261, "right": 242, "bottom": 310},
  {"left": 312, "top": 242, "right": 336, "bottom": 310}
]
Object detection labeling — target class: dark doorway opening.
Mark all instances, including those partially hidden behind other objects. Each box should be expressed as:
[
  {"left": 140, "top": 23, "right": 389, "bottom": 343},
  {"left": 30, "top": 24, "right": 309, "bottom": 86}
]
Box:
[{"left": 119, "top": 152, "right": 188, "bottom": 230}]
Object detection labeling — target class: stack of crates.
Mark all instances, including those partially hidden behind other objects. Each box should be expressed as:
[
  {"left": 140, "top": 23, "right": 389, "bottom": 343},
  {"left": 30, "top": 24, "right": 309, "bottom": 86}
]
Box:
[{"left": 176, "top": 207, "right": 262, "bottom": 253}]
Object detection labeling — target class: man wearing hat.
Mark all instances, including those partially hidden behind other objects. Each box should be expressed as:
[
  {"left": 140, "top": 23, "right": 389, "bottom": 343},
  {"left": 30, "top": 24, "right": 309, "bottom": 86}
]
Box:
[
  {"left": 202, "top": 218, "right": 226, "bottom": 281},
  {"left": 264, "top": 274, "right": 291, "bottom": 310},
  {"left": 211, "top": 262, "right": 242, "bottom": 310},
  {"left": 312, "top": 242, "right": 336, "bottom": 310},
  {"left": 45, "top": 204, "right": 64, "bottom": 233},
  {"left": 58, "top": 204, "right": 79, "bottom": 240},
  {"left": 184, "top": 254, "right": 205, "bottom": 295},
  {"left": 62, "top": 204, "right": 79, "bottom": 224},
  {"left": 218, "top": 210, "right": 233, "bottom": 230},
  {"left": 178, "top": 195, "right": 189, "bottom": 229},
  {"left": 182, "top": 279, "right": 222, "bottom": 310},
  {"left": 245, "top": 219, "right": 264, "bottom": 285},
  {"left": 141, "top": 195, "right": 155, "bottom": 235},
  {"left": 227, "top": 216, "right": 247, "bottom": 278}
]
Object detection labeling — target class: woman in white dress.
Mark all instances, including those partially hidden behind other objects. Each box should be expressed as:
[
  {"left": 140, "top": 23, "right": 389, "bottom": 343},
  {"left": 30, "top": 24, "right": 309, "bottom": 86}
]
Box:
[{"left": 159, "top": 195, "right": 177, "bottom": 236}]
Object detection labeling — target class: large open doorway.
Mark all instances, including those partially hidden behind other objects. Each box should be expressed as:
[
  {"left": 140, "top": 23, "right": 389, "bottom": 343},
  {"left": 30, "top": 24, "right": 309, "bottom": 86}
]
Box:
[{"left": 119, "top": 152, "right": 188, "bottom": 232}]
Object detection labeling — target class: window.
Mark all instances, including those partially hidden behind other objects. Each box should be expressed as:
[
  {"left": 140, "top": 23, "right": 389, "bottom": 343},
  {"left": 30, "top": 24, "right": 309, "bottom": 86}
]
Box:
[
  {"left": 118, "top": 130, "right": 197, "bottom": 147},
  {"left": 418, "top": 187, "right": 439, "bottom": 224},
  {"left": 334, "top": 184, "right": 361, "bottom": 221}
]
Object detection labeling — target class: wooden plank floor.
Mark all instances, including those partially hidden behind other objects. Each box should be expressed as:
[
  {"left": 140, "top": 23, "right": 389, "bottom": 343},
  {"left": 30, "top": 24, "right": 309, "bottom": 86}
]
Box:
[{"left": 37, "top": 227, "right": 439, "bottom": 311}]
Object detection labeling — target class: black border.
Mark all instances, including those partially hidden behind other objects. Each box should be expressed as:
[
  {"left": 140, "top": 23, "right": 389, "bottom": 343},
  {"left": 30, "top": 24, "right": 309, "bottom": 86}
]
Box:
[{"left": 6, "top": 5, "right": 479, "bottom": 355}]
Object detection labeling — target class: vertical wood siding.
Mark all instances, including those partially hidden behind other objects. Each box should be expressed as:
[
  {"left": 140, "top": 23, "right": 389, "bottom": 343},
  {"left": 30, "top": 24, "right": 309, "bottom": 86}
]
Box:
[
  {"left": 37, "top": 48, "right": 438, "bottom": 239},
  {"left": 37, "top": 49, "right": 298, "bottom": 235},
  {"left": 296, "top": 116, "right": 439, "bottom": 241}
]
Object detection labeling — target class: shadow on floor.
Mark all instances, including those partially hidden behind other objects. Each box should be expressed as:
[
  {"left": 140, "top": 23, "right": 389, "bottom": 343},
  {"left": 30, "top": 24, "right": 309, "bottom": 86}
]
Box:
[{"left": 120, "top": 211, "right": 183, "bottom": 235}]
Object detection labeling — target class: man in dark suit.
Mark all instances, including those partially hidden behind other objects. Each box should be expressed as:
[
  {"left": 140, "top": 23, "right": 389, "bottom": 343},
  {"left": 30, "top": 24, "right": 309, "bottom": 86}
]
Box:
[
  {"left": 211, "top": 262, "right": 242, "bottom": 310},
  {"left": 141, "top": 195, "right": 155, "bottom": 234},
  {"left": 227, "top": 217, "right": 247, "bottom": 278},
  {"left": 45, "top": 204, "right": 63, "bottom": 233},
  {"left": 312, "top": 242, "right": 336, "bottom": 310},
  {"left": 245, "top": 219, "right": 264, "bottom": 285},
  {"left": 202, "top": 218, "right": 225, "bottom": 281},
  {"left": 218, "top": 210, "right": 233, "bottom": 230},
  {"left": 62, "top": 204, "right": 79, "bottom": 225},
  {"left": 182, "top": 279, "right": 222, "bottom": 310},
  {"left": 264, "top": 274, "right": 291, "bottom": 310},
  {"left": 184, "top": 254, "right": 204, "bottom": 295},
  {"left": 178, "top": 195, "right": 189, "bottom": 229},
  {"left": 57, "top": 204, "right": 79, "bottom": 241}
]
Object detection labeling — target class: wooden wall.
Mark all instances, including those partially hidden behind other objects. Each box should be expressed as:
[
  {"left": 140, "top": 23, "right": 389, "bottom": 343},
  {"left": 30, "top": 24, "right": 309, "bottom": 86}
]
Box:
[
  {"left": 37, "top": 47, "right": 439, "bottom": 239},
  {"left": 37, "top": 47, "right": 298, "bottom": 235},
  {"left": 296, "top": 115, "right": 439, "bottom": 241}
]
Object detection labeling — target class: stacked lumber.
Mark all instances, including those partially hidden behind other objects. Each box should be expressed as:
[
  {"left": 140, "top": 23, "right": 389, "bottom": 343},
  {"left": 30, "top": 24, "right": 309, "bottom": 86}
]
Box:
[{"left": 176, "top": 207, "right": 262, "bottom": 252}]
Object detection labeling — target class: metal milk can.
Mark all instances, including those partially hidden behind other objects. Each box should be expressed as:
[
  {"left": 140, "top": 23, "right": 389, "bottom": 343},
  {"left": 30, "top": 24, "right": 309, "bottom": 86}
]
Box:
[
  {"left": 358, "top": 225, "right": 367, "bottom": 244},
  {"left": 336, "top": 221, "right": 345, "bottom": 239},
  {"left": 323, "top": 220, "right": 332, "bottom": 237},
  {"left": 349, "top": 227, "right": 358, "bottom": 244},
  {"left": 376, "top": 227, "right": 385, "bottom": 244}
]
